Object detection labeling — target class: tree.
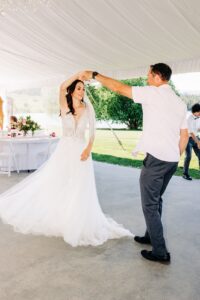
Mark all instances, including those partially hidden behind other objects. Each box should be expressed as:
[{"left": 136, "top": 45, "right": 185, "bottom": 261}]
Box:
[
  {"left": 87, "top": 77, "right": 146, "bottom": 129},
  {"left": 106, "top": 78, "right": 146, "bottom": 129},
  {"left": 86, "top": 85, "right": 111, "bottom": 121},
  {"left": 106, "top": 95, "right": 142, "bottom": 129}
]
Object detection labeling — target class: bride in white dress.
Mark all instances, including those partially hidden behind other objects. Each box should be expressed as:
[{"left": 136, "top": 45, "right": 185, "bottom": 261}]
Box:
[{"left": 0, "top": 73, "right": 133, "bottom": 247}]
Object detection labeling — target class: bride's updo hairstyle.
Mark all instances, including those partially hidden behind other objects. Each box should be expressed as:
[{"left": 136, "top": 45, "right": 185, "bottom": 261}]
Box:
[{"left": 66, "top": 79, "right": 84, "bottom": 115}]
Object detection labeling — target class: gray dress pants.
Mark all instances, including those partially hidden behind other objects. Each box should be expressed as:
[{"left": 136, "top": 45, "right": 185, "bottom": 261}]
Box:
[{"left": 139, "top": 153, "right": 178, "bottom": 256}]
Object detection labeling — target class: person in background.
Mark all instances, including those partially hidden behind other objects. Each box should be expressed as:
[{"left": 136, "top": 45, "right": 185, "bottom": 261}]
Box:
[
  {"left": 183, "top": 103, "right": 200, "bottom": 180},
  {"left": 9, "top": 115, "right": 18, "bottom": 129}
]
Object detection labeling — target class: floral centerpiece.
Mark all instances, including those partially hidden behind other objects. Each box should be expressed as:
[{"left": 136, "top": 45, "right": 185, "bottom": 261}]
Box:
[{"left": 17, "top": 115, "right": 41, "bottom": 136}]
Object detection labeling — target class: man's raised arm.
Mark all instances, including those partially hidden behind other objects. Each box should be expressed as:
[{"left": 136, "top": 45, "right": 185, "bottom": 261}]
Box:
[{"left": 79, "top": 71, "right": 132, "bottom": 99}]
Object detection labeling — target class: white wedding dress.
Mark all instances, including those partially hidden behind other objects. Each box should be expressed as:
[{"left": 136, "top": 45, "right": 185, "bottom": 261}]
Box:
[{"left": 0, "top": 103, "right": 133, "bottom": 246}]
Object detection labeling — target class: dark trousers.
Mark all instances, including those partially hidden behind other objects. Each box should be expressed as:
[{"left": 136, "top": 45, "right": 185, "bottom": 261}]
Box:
[
  {"left": 183, "top": 137, "right": 200, "bottom": 176},
  {"left": 139, "top": 154, "right": 178, "bottom": 256}
]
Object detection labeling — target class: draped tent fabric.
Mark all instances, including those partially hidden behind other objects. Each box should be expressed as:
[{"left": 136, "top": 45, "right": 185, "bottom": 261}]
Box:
[{"left": 0, "top": 0, "right": 200, "bottom": 89}]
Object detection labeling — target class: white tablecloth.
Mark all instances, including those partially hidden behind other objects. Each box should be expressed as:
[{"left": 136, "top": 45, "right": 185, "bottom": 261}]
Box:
[{"left": 0, "top": 136, "right": 59, "bottom": 171}]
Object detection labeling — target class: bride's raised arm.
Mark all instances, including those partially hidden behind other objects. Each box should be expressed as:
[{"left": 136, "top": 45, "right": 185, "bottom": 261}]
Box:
[{"left": 59, "top": 73, "right": 80, "bottom": 110}]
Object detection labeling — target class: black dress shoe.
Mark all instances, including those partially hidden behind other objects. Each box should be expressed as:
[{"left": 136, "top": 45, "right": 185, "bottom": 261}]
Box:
[
  {"left": 183, "top": 174, "right": 192, "bottom": 180},
  {"left": 141, "top": 250, "right": 170, "bottom": 264},
  {"left": 134, "top": 236, "right": 151, "bottom": 245}
]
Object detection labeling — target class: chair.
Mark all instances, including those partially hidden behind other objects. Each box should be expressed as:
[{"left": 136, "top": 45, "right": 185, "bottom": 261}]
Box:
[{"left": 0, "top": 140, "right": 20, "bottom": 176}]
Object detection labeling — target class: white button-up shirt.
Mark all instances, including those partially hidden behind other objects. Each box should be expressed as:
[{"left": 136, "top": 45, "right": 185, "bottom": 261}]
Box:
[
  {"left": 187, "top": 113, "right": 200, "bottom": 136},
  {"left": 132, "top": 84, "right": 187, "bottom": 162}
]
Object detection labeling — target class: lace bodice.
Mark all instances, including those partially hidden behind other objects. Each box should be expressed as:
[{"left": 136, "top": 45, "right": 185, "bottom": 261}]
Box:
[{"left": 61, "top": 107, "right": 89, "bottom": 140}]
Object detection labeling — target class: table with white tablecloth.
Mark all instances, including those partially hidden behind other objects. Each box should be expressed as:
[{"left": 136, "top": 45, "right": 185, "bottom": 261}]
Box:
[{"left": 0, "top": 136, "right": 59, "bottom": 171}]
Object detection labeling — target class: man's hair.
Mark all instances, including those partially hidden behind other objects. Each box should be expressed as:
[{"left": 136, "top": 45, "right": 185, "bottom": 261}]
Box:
[
  {"left": 191, "top": 103, "right": 200, "bottom": 113},
  {"left": 150, "top": 63, "right": 172, "bottom": 81}
]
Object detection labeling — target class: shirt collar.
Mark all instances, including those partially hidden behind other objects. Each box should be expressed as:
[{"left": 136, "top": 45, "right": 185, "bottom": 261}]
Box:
[
  {"left": 159, "top": 84, "right": 170, "bottom": 89},
  {"left": 192, "top": 114, "right": 199, "bottom": 120}
]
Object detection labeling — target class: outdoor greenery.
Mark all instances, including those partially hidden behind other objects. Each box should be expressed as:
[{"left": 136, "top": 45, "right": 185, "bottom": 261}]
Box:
[
  {"left": 87, "top": 78, "right": 146, "bottom": 129},
  {"left": 92, "top": 130, "right": 200, "bottom": 179}
]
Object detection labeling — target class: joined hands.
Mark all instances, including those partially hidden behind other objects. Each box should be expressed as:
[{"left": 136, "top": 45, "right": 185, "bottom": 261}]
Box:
[{"left": 78, "top": 71, "right": 93, "bottom": 82}]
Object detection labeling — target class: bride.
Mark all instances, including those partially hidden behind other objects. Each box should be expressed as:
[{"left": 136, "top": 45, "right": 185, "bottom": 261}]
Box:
[{"left": 0, "top": 73, "right": 133, "bottom": 247}]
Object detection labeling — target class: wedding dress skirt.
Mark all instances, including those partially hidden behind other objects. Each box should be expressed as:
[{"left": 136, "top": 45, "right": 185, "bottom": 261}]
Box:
[{"left": 0, "top": 136, "right": 133, "bottom": 246}]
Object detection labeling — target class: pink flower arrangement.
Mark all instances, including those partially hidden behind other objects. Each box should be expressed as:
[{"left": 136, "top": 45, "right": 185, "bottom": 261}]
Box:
[{"left": 17, "top": 115, "right": 41, "bottom": 135}]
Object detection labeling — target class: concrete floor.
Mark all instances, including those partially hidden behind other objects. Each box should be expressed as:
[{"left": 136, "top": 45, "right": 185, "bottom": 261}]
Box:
[{"left": 0, "top": 162, "right": 199, "bottom": 300}]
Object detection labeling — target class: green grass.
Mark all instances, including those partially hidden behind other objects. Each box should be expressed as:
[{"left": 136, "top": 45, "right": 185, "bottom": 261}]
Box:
[{"left": 92, "top": 129, "right": 200, "bottom": 179}]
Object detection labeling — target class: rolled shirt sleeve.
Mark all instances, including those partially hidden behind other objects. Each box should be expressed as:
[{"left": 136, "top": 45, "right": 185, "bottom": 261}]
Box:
[{"left": 187, "top": 114, "right": 197, "bottom": 134}]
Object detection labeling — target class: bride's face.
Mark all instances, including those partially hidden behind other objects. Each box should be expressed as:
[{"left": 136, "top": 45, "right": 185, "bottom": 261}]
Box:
[{"left": 72, "top": 82, "right": 85, "bottom": 101}]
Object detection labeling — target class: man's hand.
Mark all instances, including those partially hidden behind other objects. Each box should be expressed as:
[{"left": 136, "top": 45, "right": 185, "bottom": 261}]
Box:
[
  {"left": 197, "top": 141, "right": 200, "bottom": 149},
  {"left": 78, "top": 71, "right": 93, "bottom": 81},
  {"left": 80, "top": 148, "right": 90, "bottom": 161}
]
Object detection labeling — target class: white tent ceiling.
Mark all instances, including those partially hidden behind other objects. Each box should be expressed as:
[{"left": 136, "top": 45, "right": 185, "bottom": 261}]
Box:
[{"left": 0, "top": 0, "right": 200, "bottom": 89}]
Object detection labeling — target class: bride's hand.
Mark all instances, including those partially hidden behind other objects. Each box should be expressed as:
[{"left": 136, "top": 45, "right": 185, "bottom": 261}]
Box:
[
  {"left": 80, "top": 148, "right": 90, "bottom": 161},
  {"left": 78, "top": 71, "right": 93, "bottom": 81}
]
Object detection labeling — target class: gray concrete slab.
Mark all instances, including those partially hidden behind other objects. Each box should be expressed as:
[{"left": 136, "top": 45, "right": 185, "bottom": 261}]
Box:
[{"left": 0, "top": 162, "right": 199, "bottom": 300}]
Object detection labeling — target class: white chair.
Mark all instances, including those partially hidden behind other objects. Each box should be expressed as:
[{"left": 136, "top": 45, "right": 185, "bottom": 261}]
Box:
[{"left": 0, "top": 140, "right": 20, "bottom": 176}]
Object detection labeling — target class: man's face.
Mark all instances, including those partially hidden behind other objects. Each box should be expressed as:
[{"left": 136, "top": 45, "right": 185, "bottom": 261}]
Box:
[
  {"left": 193, "top": 111, "right": 200, "bottom": 118},
  {"left": 147, "top": 69, "right": 156, "bottom": 86},
  {"left": 147, "top": 68, "right": 165, "bottom": 86}
]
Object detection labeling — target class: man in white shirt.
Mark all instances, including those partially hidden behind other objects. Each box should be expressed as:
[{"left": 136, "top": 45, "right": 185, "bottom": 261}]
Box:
[
  {"left": 79, "top": 63, "right": 188, "bottom": 264},
  {"left": 183, "top": 103, "right": 200, "bottom": 180}
]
